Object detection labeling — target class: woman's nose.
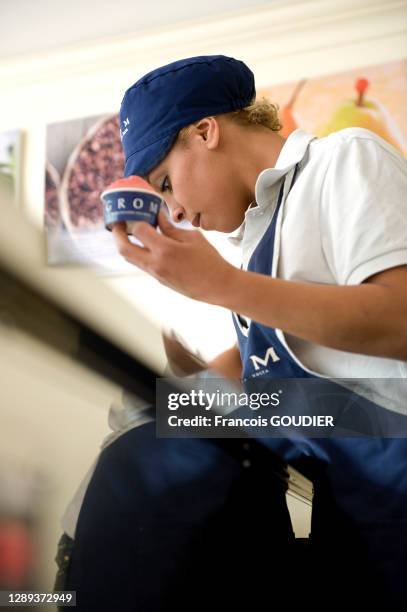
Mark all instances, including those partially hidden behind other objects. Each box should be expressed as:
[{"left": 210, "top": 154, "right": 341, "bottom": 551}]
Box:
[{"left": 171, "top": 206, "right": 185, "bottom": 223}]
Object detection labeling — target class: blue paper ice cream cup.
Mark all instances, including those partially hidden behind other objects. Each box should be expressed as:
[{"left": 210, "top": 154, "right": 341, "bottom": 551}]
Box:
[{"left": 101, "top": 176, "right": 164, "bottom": 234}]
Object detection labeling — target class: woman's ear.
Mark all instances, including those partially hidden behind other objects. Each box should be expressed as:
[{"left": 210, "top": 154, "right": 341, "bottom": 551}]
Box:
[{"left": 195, "top": 117, "right": 220, "bottom": 149}]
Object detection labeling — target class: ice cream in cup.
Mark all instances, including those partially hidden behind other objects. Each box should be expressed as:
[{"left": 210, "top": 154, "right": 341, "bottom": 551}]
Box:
[{"left": 101, "top": 176, "right": 164, "bottom": 234}]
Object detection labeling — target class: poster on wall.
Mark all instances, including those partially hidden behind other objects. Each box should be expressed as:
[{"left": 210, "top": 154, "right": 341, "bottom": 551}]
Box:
[
  {"left": 45, "top": 113, "right": 193, "bottom": 273},
  {"left": 44, "top": 113, "right": 143, "bottom": 274},
  {"left": 259, "top": 59, "right": 407, "bottom": 156},
  {"left": 0, "top": 130, "right": 22, "bottom": 207}
]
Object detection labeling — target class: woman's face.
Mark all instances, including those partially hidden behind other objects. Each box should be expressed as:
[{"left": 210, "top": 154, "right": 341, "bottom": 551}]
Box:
[{"left": 146, "top": 117, "right": 252, "bottom": 233}]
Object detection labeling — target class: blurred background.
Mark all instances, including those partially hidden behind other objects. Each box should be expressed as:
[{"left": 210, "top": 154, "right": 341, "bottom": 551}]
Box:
[{"left": 0, "top": 0, "right": 406, "bottom": 604}]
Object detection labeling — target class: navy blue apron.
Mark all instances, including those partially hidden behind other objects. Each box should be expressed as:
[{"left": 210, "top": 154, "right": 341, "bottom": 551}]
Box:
[{"left": 232, "top": 162, "right": 407, "bottom": 604}]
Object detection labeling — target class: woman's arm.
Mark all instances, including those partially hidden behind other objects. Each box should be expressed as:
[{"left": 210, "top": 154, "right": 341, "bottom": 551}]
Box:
[
  {"left": 217, "top": 265, "right": 407, "bottom": 361},
  {"left": 207, "top": 344, "right": 242, "bottom": 379},
  {"left": 163, "top": 332, "right": 241, "bottom": 379},
  {"left": 114, "top": 215, "right": 407, "bottom": 362}
]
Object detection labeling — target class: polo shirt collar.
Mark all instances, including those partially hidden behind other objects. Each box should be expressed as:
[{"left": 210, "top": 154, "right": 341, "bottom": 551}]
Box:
[
  {"left": 255, "top": 128, "right": 315, "bottom": 207},
  {"left": 227, "top": 129, "right": 315, "bottom": 245}
]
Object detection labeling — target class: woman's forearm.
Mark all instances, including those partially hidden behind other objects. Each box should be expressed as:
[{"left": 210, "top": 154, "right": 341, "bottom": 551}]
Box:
[
  {"left": 215, "top": 267, "right": 407, "bottom": 361},
  {"left": 207, "top": 345, "right": 242, "bottom": 379}
]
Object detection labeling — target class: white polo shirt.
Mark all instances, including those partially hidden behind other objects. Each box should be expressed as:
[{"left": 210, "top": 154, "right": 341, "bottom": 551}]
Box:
[{"left": 229, "top": 127, "right": 407, "bottom": 381}]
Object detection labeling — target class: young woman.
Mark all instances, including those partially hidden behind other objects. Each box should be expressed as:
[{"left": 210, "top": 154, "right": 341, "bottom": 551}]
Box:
[{"left": 110, "top": 54, "right": 407, "bottom": 602}]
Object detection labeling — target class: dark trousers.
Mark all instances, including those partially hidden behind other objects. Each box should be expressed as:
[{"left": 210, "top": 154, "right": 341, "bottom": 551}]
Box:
[
  {"left": 56, "top": 422, "right": 407, "bottom": 609},
  {"left": 55, "top": 422, "right": 296, "bottom": 611},
  {"left": 293, "top": 455, "right": 404, "bottom": 608}
]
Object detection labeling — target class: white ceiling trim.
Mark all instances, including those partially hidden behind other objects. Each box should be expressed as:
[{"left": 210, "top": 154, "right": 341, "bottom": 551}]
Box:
[{"left": 1, "top": 0, "right": 406, "bottom": 89}]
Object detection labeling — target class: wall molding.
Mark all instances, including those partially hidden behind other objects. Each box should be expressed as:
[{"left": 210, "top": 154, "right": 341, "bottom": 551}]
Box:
[{"left": 1, "top": 0, "right": 406, "bottom": 89}]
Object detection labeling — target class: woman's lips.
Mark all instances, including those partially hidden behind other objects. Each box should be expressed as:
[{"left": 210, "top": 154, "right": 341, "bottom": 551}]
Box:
[{"left": 191, "top": 213, "right": 201, "bottom": 228}]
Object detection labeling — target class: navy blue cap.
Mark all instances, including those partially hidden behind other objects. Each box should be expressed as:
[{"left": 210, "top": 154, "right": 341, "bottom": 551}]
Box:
[{"left": 119, "top": 55, "right": 255, "bottom": 178}]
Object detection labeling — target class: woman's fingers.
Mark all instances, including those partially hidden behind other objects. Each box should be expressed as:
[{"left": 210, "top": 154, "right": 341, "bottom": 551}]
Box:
[{"left": 111, "top": 223, "right": 150, "bottom": 269}]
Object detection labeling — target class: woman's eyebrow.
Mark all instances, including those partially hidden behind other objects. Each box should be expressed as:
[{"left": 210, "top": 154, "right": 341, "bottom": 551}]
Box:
[
  {"left": 145, "top": 174, "right": 163, "bottom": 194},
  {"left": 146, "top": 173, "right": 160, "bottom": 188}
]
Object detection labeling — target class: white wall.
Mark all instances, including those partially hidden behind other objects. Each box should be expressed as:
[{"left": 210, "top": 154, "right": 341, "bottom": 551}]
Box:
[
  {"left": 0, "top": 0, "right": 406, "bottom": 592},
  {"left": 0, "top": 0, "right": 275, "bottom": 59}
]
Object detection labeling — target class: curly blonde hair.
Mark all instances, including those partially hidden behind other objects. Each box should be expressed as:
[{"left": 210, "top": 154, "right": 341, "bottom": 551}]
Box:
[{"left": 177, "top": 97, "right": 281, "bottom": 144}]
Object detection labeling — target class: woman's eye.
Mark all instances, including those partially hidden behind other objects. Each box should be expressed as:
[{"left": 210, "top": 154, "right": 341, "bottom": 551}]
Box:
[{"left": 161, "top": 176, "right": 171, "bottom": 193}]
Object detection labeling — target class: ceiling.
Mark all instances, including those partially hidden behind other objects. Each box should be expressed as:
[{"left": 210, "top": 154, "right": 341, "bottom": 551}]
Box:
[{"left": 0, "top": 0, "right": 277, "bottom": 60}]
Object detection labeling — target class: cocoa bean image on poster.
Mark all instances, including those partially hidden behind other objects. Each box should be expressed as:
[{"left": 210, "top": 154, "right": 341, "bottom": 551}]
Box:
[
  {"left": 44, "top": 113, "right": 139, "bottom": 273},
  {"left": 60, "top": 115, "right": 125, "bottom": 230}
]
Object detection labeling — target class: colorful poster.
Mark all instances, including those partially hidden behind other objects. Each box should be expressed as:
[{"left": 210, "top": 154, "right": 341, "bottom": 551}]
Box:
[{"left": 258, "top": 59, "right": 407, "bottom": 156}]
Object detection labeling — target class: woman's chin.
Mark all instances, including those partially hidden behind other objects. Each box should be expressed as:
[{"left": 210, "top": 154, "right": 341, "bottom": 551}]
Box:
[
  {"left": 201, "top": 215, "right": 243, "bottom": 233},
  {"left": 221, "top": 219, "right": 245, "bottom": 233}
]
